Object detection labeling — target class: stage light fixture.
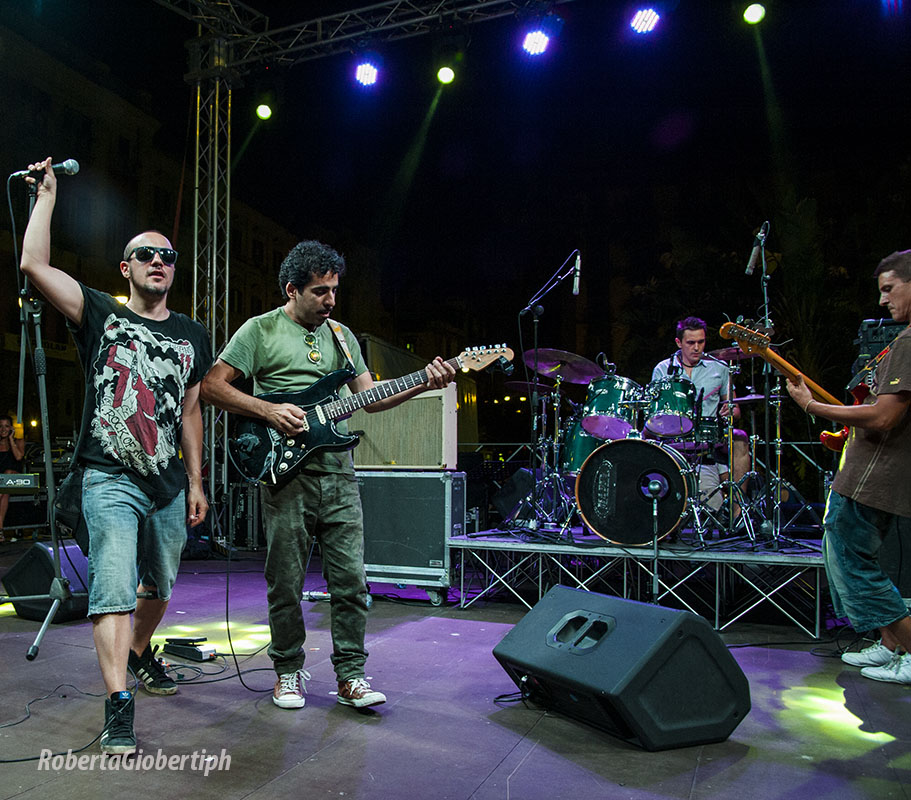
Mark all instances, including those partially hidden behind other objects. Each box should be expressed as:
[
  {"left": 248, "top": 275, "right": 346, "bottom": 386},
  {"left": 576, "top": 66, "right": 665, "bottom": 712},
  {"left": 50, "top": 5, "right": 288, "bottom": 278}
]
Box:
[
  {"left": 255, "top": 103, "right": 272, "bottom": 120},
  {"left": 743, "top": 4, "right": 766, "bottom": 24},
  {"left": 353, "top": 50, "right": 382, "bottom": 87},
  {"left": 520, "top": 13, "right": 564, "bottom": 56},
  {"left": 630, "top": 7, "right": 661, "bottom": 34},
  {"left": 433, "top": 26, "right": 468, "bottom": 86}
]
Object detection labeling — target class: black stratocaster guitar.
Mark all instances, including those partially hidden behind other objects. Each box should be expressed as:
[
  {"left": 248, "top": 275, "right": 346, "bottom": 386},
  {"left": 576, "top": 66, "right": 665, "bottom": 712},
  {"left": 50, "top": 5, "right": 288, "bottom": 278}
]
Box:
[{"left": 230, "top": 345, "right": 514, "bottom": 488}]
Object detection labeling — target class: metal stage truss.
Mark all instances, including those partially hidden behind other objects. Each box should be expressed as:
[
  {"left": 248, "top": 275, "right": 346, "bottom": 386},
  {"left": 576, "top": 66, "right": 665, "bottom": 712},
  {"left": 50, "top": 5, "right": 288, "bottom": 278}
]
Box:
[{"left": 450, "top": 535, "right": 826, "bottom": 638}]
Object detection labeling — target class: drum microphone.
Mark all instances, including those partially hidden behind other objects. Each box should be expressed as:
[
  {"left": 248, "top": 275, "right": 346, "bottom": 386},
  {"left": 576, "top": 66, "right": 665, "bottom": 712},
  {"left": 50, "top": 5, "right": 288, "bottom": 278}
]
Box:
[
  {"left": 572, "top": 252, "right": 581, "bottom": 296},
  {"left": 745, "top": 220, "right": 769, "bottom": 275},
  {"left": 11, "top": 159, "right": 80, "bottom": 179}
]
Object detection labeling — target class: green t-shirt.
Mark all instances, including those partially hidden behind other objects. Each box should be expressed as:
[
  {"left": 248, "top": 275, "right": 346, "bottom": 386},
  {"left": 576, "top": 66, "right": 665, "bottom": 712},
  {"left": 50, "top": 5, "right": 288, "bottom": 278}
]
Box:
[{"left": 219, "top": 307, "right": 369, "bottom": 474}]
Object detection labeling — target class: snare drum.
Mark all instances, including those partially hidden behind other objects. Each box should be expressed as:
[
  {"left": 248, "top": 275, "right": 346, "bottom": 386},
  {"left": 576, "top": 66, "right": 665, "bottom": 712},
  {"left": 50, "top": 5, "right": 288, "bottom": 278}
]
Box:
[
  {"left": 645, "top": 377, "right": 696, "bottom": 437},
  {"left": 580, "top": 375, "right": 642, "bottom": 440},
  {"left": 574, "top": 438, "right": 696, "bottom": 545},
  {"left": 561, "top": 416, "right": 602, "bottom": 476}
]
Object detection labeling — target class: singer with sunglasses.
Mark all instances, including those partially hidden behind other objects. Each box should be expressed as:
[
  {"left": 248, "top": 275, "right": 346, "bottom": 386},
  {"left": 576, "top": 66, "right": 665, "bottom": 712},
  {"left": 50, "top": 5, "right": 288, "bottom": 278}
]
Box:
[
  {"left": 20, "top": 157, "right": 213, "bottom": 756},
  {"left": 201, "top": 240, "right": 455, "bottom": 712}
]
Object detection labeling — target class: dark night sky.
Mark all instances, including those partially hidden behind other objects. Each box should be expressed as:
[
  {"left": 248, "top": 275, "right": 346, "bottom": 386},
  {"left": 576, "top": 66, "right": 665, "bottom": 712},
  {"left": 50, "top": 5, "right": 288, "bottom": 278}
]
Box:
[{"left": 4, "top": 0, "right": 911, "bottom": 372}]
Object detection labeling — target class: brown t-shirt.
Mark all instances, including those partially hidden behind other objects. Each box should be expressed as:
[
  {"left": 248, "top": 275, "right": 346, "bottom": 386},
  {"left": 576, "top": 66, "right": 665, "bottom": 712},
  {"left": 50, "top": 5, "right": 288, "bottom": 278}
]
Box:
[{"left": 832, "top": 325, "right": 911, "bottom": 517}]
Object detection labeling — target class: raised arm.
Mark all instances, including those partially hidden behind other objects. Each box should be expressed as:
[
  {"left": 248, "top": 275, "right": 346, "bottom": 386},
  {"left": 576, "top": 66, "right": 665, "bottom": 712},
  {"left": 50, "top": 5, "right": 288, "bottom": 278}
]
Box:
[{"left": 19, "top": 157, "right": 85, "bottom": 324}]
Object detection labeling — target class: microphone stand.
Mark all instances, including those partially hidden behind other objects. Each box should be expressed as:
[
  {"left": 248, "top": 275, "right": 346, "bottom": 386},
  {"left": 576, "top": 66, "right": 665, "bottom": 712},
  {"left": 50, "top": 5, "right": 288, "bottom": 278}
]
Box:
[
  {"left": 516, "top": 251, "right": 580, "bottom": 536},
  {"left": 0, "top": 176, "right": 86, "bottom": 659}
]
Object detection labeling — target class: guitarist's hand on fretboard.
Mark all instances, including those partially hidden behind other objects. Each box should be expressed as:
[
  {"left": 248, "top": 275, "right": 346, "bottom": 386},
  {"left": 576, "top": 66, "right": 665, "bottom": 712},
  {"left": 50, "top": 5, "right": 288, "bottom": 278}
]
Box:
[
  {"left": 425, "top": 356, "right": 458, "bottom": 389},
  {"left": 784, "top": 374, "right": 814, "bottom": 412}
]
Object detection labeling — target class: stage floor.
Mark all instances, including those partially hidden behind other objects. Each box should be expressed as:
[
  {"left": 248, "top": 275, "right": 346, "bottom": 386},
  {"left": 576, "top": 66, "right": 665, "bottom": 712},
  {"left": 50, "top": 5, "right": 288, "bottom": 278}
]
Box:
[{"left": 1, "top": 539, "right": 908, "bottom": 800}]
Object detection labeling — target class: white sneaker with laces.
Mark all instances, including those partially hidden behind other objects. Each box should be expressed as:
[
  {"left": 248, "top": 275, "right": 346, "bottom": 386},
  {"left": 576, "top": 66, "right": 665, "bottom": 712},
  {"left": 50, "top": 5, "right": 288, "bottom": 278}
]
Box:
[
  {"left": 337, "top": 678, "right": 386, "bottom": 708},
  {"left": 860, "top": 652, "right": 911, "bottom": 684},
  {"left": 841, "top": 640, "right": 895, "bottom": 668},
  {"left": 273, "top": 669, "right": 311, "bottom": 708}
]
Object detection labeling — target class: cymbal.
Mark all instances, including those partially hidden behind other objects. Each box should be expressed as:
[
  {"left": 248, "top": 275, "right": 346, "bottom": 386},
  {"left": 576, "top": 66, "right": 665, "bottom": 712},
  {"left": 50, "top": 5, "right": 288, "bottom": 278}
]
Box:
[
  {"left": 504, "top": 380, "right": 556, "bottom": 395},
  {"left": 523, "top": 348, "right": 602, "bottom": 384},
  {"left": 708, "top": 346, "right": 757, "bottom": 362},
  {"left": 734, "top": 393, "right": 785, "bottom": 404}
]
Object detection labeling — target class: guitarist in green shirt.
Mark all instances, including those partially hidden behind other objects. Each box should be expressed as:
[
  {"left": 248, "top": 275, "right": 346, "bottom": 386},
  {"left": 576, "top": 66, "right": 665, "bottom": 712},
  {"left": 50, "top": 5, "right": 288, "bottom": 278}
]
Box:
[{"left": 201, "top": 240, "right": 455, "bottom": 710}]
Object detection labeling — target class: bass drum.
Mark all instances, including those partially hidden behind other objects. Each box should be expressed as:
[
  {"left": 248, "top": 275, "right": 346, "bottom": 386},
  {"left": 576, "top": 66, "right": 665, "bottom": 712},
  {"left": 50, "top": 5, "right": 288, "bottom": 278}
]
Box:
[{"left": 575, "top": 439, "right": 696, "bottom": 545}]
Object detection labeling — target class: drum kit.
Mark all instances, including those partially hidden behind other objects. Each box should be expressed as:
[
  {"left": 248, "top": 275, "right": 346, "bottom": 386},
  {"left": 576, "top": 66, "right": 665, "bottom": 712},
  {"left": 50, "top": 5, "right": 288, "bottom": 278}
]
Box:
[{"left": 509, "top": 346, "right": 780, "bottom": 548}]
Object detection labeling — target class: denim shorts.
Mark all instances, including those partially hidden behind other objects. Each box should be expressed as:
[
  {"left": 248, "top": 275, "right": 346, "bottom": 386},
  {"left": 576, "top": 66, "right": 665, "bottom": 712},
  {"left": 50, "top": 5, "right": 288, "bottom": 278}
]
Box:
[
  {"left": 82, "top": 468, "right": 187, "bottom": 616},
  {"left": 823, "top": 490, "right": 909, "bottom": 633}
]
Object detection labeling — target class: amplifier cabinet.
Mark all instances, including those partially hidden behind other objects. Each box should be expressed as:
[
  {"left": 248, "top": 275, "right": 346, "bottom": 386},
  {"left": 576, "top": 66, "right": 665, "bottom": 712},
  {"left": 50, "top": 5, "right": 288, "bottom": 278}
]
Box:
[
  {"left": 352, "top": 384, "right": 457, "bottom": 469},
  {"left": 357, "top": 470, "right": 465, "bottom": 602}
]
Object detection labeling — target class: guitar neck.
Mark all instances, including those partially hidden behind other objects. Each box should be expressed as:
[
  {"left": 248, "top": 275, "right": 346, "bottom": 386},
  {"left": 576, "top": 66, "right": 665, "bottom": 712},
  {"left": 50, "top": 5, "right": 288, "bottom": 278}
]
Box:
[
  {"left": 760, "top": 349, "right": 844, "bottom": 406},
  {"left": 323, "top": 356, "right": 460, "bottom": 420}
]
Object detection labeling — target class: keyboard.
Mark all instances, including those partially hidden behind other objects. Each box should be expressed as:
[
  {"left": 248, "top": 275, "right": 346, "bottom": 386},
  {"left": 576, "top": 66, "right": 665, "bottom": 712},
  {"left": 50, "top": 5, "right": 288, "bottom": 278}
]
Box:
[{"left": 0, "top": 473, "right": 41, "bottom": 493}]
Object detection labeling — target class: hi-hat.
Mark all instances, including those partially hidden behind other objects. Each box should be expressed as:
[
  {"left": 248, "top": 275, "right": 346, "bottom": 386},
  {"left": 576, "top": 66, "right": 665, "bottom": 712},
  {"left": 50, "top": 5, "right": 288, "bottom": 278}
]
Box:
[
  {"left": 735, "top": 393, "right": 784, "bottom": 404},
  {"left": 523, "top": 348, "right": 601, "bottom": 384},
  {"left": 734, "top": 393, "right": 767, "bottom": 404},
  {"left": 708, "top": 346, "right": 758, "bottom": 362}
]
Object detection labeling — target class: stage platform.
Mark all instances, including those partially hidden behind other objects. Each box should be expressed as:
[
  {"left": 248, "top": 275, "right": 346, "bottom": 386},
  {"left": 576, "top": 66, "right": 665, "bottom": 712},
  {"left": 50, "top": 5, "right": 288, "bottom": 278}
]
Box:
[{"left": 450, "top": 528, "right": 826, "bottom": 638}]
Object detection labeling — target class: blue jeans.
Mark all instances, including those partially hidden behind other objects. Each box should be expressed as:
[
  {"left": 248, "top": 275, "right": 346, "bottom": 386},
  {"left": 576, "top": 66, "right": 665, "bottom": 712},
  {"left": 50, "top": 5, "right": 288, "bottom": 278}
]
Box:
[
  {"left": 823, "top": 490, "right": 909, "bottom": 632},
  {"left": 82, "top": 468, "right": 186, "bottom": 616},
  {"left": 261, "top": 471, "right": 369, "bottom": 682}
]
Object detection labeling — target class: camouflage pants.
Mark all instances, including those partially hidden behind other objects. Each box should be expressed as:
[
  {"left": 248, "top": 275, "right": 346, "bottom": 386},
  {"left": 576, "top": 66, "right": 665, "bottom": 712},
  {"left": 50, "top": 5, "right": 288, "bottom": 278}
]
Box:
[{"left": 262, "top": 471, "right": 369, "bottom": 682}]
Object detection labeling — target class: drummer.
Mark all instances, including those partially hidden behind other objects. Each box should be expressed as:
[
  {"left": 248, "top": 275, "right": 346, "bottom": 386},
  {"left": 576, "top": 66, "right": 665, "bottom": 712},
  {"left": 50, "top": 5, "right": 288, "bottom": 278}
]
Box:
[{"left": 651, "top": 316, "right": 749, "bottom": 516}]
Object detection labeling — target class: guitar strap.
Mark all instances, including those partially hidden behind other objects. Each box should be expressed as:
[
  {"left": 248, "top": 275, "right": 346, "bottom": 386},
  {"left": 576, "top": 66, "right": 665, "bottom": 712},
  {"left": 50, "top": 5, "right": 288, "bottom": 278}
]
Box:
[
  {"left": 847, "top": 340, "right": 896, "bottom": 393},
  {"left": 328, "top": 319, "right": 357, "bottom": 372}
]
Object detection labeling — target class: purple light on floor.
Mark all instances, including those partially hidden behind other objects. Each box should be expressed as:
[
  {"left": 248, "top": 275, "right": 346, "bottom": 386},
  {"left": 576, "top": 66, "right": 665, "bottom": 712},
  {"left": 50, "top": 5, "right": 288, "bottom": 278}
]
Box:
[
  {"left": 522, "top": 30, "right": 550, "bottom": 56},
  {"left": 355, "top": 61, "right": 379, "bottom": 87},
  {"left": 630, "top": 8, "right": 660, "bottom": 34}
]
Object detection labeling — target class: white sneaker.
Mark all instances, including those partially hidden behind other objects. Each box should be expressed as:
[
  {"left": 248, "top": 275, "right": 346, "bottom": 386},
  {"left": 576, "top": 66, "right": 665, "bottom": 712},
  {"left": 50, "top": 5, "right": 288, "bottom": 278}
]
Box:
[
  {"left": 860, "top": 652, "right": 911, "bottom": 684},
  {"left": 273, "top": 669, "right": 311, "bottom": 708},
  {"left": 841, "top": 640, "right": 895, "bottom": 667},
  {"left": 337, "top": 678, "right": 386, "bottom": 708}
]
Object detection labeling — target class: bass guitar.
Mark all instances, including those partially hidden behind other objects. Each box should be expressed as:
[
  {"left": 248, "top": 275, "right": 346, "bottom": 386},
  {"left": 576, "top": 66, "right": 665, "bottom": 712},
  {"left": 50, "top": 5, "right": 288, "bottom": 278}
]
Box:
[
  {"left": 718, "top": 322, "right": 848, "bottom": 451},
  {"left": 230, "top": 345, "right": 514, "bottom": 487}
]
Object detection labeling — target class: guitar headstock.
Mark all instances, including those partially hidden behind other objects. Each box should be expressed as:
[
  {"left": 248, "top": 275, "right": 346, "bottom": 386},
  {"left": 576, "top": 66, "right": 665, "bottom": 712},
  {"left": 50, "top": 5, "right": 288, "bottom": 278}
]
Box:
[
  {"left": 458, "top": 345, "right": 515, "bottom": 372},
  {"left": 719, "top": 322, "right": 771, "bottom": 356}
]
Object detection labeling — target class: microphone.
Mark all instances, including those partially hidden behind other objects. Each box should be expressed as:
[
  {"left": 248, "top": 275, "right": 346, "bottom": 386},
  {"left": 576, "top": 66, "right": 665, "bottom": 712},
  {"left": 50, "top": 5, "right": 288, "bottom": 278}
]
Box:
[
  {"left": 572, "top": 252, "right": 581, "bottom": 296},
  {"left": 11, "top": 159, "right": 80, "bottom": 179},
  {"left": 745, "top": 220, "right": 769, "bottom": 275}
]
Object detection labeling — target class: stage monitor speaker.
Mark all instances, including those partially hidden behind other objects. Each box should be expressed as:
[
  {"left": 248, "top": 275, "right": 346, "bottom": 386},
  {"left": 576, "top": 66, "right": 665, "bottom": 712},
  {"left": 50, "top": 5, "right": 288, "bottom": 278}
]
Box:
[
  {"left": 493, "top": 585, "right": 751, "bottom": 751},
  {"left": 1, "top": 541, "right": 89, "bottom": 622}
]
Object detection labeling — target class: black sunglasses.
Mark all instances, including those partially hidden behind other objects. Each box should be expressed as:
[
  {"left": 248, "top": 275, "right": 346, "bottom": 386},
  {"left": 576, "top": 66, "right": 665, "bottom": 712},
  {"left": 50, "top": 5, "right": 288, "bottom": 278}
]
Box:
[{"left": 127, "top": 246, "right": 178, "bottom": 266}]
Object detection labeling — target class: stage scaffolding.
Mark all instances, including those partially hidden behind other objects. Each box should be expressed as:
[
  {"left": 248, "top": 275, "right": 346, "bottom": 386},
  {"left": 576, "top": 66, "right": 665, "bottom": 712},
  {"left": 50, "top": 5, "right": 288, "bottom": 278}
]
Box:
[{"left": 450, "top": 535, "right": 826, "bottom": 638}]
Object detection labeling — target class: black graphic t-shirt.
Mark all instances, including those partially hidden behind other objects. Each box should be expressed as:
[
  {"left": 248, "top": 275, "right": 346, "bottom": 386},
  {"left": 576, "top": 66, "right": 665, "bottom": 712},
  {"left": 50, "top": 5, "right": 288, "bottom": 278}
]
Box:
[{"left": 67, "top": 284, "right": 212, "bottom": 504}]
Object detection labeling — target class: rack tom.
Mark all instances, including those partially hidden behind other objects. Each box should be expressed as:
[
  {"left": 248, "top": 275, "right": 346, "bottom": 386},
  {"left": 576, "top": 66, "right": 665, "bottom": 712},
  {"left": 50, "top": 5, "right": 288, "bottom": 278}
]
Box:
[
  {"left": 644, "top": 377, "right": 696, "bottom": 437},
  {"left": 580, "top": 375, "right": 642, "bottom": 440}
]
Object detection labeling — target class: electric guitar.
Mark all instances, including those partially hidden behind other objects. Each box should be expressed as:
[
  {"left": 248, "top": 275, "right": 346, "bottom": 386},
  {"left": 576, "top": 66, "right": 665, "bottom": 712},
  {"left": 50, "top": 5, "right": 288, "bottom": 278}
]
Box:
[
  {"left": 230, "top": 345, "right": 514, "bottom": 488},
  {"left": 718, "top": 322, "right": 848, "bottom": 451}
]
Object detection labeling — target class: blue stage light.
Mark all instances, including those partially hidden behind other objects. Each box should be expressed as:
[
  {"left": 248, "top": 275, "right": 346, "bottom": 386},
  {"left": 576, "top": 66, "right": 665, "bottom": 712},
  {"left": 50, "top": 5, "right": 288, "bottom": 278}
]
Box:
[{"left": 630, "top": 8, "right": 661, "bottom": 34}]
